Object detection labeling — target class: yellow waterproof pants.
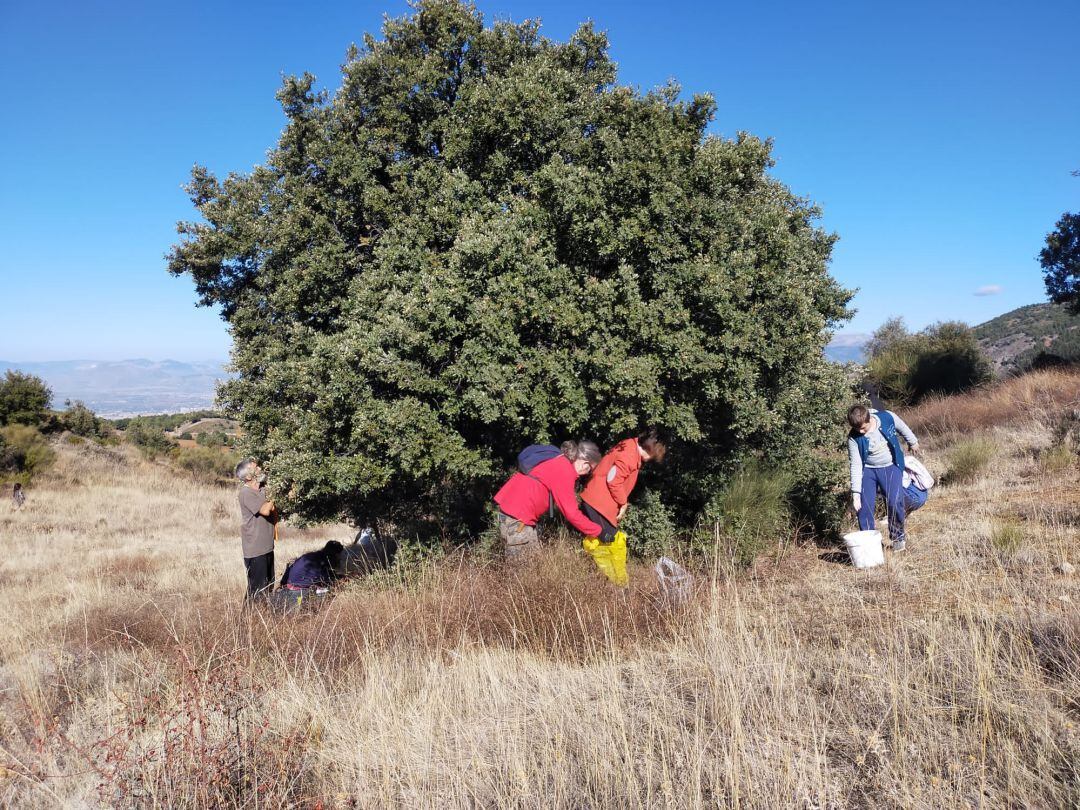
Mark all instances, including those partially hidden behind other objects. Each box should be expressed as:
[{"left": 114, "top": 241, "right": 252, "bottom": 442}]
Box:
[{"left": 582, "top": 531, "right": 628, "bottom": 587}]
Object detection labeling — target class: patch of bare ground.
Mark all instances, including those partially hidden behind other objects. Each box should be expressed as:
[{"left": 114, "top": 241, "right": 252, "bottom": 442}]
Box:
[{"left": 0, "top": 378, "right": 1078, "bottom": 808}]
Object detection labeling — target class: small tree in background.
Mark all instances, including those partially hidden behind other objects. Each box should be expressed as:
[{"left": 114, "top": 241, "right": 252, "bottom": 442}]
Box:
[
  {"left": 0, "top": 371, "right": 52, "bottom": 427},
  {"left": 168, "top": 0, "right": 853, "bottom": 540},
  {"left": 61, "top": 400, "right": 111, "bottom": 439},
  {"left": 1041, "top": 211, "right": 1080, "bottom": 314},
  {"left": 866, "top": 320, "right": 992, "bottom": 404},
  {"left": 864, "top": 316, "right": 909, "bottom": 360}
]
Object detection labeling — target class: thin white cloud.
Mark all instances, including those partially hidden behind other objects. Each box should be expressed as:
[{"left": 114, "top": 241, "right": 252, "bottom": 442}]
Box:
[{"left": 974, "top": 285, "right": 1002, "bottom": 296}]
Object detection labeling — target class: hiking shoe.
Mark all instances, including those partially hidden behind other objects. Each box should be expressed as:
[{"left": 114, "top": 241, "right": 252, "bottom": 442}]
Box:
[{"left": 891, "top": 539, "right": 906, "bottom": 552}]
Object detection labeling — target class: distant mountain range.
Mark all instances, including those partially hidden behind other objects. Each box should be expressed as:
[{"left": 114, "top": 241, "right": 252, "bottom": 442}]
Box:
[
  {"left": 0, "top": 359, "right": 231, "bottom": 418},
  {"left": 825, "top": 333, "right": 869, "bottom": 364}
]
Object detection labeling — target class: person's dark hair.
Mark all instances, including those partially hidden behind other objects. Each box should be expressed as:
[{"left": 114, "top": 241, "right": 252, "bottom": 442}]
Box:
[
  {"left": 13, "top": 483, "right": 21, "bottom": 492},
  {"left": 560, "top": 440, "right": 601, "bottom": 466},
  {"left": 637, "top": 428, "right": 668, "bottom": 462},
  {"left": 321, "top": 540, "right": 344, "bottom": 564},
  {"left": 847, "top": 404, "right": 871, "bottom": 430}
]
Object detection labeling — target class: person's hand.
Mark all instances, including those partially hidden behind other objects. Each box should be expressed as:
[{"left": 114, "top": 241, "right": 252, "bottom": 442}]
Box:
[
  {"left": 910, "top": 443, "right": 921, "bottom": 456},
  {"left": 617, "top": 503, "right": 628, "bottom": 522},
  {"left": 852, "top": 493, "right": 862, "bottom": 513}
]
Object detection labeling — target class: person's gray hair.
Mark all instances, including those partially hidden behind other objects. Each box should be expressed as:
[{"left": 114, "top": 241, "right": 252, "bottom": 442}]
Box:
[
  {"left": 234, "top": 458, "right": 257, "bottom": 481},
  {"left": 560, "top": 440, "right": 601, "bottom": 466}
]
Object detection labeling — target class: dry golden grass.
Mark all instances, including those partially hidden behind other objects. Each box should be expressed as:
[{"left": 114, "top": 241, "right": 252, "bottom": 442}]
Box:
[
  {"left": 907, "top": 367, "right": 1080, "bottom": 439},
  {"left": 1, "top": 385, "right": 1078, "bottom": 808}
]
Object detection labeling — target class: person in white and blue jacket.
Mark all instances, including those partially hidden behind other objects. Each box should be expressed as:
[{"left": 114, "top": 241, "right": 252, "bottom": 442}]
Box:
[{"left": 847, "top": 404, "right": 922, "bottom": 552}]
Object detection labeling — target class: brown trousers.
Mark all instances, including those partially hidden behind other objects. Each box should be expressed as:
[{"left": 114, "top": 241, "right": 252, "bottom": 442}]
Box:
[{"left": 498, "top": 512, "right": 539, "bottom": 561}]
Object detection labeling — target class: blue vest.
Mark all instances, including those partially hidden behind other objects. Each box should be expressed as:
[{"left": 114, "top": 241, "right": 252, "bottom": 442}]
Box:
[{"left": 852, "top": 410, "right": 905, "bottom": 471}]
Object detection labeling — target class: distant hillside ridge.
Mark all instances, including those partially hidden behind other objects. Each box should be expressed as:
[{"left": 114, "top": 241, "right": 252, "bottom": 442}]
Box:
[{"left": 973, "top": 302, "right": 1080, "bottom": 375}]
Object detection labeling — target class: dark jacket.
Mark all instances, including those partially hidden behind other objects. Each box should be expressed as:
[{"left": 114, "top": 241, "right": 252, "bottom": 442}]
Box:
[{"left": 282, "top": 551, "right": 336, "bottom": 590}]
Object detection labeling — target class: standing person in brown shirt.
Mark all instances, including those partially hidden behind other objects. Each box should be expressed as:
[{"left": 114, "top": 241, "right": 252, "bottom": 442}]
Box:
[{"left": 235, "top": 458, "right": 277, "bottom": 600}]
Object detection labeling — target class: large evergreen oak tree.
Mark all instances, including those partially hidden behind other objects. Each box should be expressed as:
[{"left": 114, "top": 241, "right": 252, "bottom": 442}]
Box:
[{"left": 169, "top": 0, "right": 852, "bottom": 536}]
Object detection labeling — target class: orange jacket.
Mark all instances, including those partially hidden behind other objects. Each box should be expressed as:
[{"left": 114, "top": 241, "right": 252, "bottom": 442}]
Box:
[{"left": 581, "top": 438, "right": 642, "bottom": 526}]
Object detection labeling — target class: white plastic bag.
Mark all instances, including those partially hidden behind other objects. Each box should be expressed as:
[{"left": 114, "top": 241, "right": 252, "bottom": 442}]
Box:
[{"left": 655, "top": 557, "right": 693, "bottom": 607}]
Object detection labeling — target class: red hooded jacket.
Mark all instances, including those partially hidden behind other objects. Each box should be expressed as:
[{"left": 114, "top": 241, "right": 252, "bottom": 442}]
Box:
[
  {"left": 493, "top": 455, "right": 602, "bottom": 537},
  {"left": 580, "top": 438, "right": 643, "bottom": 526}
]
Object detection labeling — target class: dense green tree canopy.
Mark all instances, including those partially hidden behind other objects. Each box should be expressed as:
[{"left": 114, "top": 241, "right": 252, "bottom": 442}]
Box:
[
  {"left": 1041, "top": 211, "right": 1080, "bottom": 314},
  {"left": 0, "top": 371, "right": 52, "bottom": 427},
  {"left": 169, "top": 0, "right": 852, "bottom": 535}
]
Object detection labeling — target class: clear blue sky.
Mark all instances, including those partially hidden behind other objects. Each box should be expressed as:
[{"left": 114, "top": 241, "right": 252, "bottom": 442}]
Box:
[{"left": 1, "top": 0, "right": 1076, "bottom": 361}]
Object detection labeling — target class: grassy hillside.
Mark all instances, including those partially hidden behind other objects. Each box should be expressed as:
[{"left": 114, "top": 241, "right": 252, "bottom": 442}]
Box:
[
  {"left": 974, "top": 302, "right": 1080, "bottom": 374},
  {"left": 1, "top": 371, "right": 1079, "bottom": 807}
]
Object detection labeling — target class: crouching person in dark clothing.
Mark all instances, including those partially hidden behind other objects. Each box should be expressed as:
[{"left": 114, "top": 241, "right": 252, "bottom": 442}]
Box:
[{"left": 274, "top": 541, "right": 344, "bottom": 613}]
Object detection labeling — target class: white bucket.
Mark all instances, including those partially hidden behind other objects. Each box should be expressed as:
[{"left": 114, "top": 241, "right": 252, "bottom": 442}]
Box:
[{"left": 843, "top": 530, "right": 884, "bottom": 569}]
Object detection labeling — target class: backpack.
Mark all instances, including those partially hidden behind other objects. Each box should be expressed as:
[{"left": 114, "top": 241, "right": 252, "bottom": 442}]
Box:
[
  {"left": 517, "top": 444, "right": 562, "bottom": 473},
  {"left": 516, "top": 444, "right": 561, "bottom": 517}
]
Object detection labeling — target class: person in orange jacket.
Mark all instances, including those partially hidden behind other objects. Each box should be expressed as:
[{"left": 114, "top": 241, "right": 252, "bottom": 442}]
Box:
[{"left": 580, "top": 428, "right": 667, "bottom": 541}]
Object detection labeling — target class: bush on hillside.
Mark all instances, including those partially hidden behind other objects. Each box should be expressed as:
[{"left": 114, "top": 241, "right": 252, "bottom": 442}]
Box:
[
  {"left": 167, "top": 0, "right": 852, "bottom": 542},
  {"left": 0, "top": 424, "right": 55, "bottom": 484},
  {"left": 171, "top": 446, "right": 239, "bottom": 483},
  {"left": 126, "top": 423, "right": 174, "bottom": 459},
  {"left": 0, "top": 371, "right": 52, "bottom": 427},
  {"left": 60, "top": 400, "right": 113, "bottom": 440},
  {"left": 196, "top": 430, "right": 230, "bottom": 447},
  {"left": 866, "top": 321, "right": 992, "bottom": 404}
]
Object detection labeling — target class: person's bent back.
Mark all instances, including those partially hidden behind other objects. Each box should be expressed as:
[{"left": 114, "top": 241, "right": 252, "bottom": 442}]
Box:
[
  {"left": 493, "top": 440, "right": 603, "bottom": 560},
  {"left": 281, "top": 541, "right": 344, "bottom": 592}
]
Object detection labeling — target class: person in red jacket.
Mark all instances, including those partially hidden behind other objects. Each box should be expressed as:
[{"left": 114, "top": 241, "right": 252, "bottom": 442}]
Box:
[
  {"left": 493, "top": 440, "right": 603, "bottom": 560},
  {"left": 581, "top": 429, "right": 667, "bottom": 541}
]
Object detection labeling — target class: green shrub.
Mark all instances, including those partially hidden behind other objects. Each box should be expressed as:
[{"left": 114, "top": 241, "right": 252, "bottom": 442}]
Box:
[
  {"left": 126, "top": 423, "right": 175, "bottom": 459},
  {"left": 170, "top": 446, "right": 239, "bottom": 482},
  {"left": 60, "top": 399, "right": 112, "bottom": 439},
  {"left": 946, "top": 437, "right": 996, "bottom": 484},
  {"left": 621, "top": 490, "right": 678, "bottom": 560},
  {"left": 866, "top": 321, "right": 992, "bottom": 404},
  {"left": 196, "top": 430, "right": 229, "bottom": 447},
  {"left": 787, "top": 453, "right": 849, "bottom": 542},
  {"left": 0, "top": 371, "right": 52, "bottom": 426},
  {"left": 696, "top": 462, "right": 792, "bottom": 568},
  {"left": 989, "top": 519, "right": 1025, "bottom": 554},
  {"left": 0, "top": 424, "right": 55, "bottom": 483}
]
